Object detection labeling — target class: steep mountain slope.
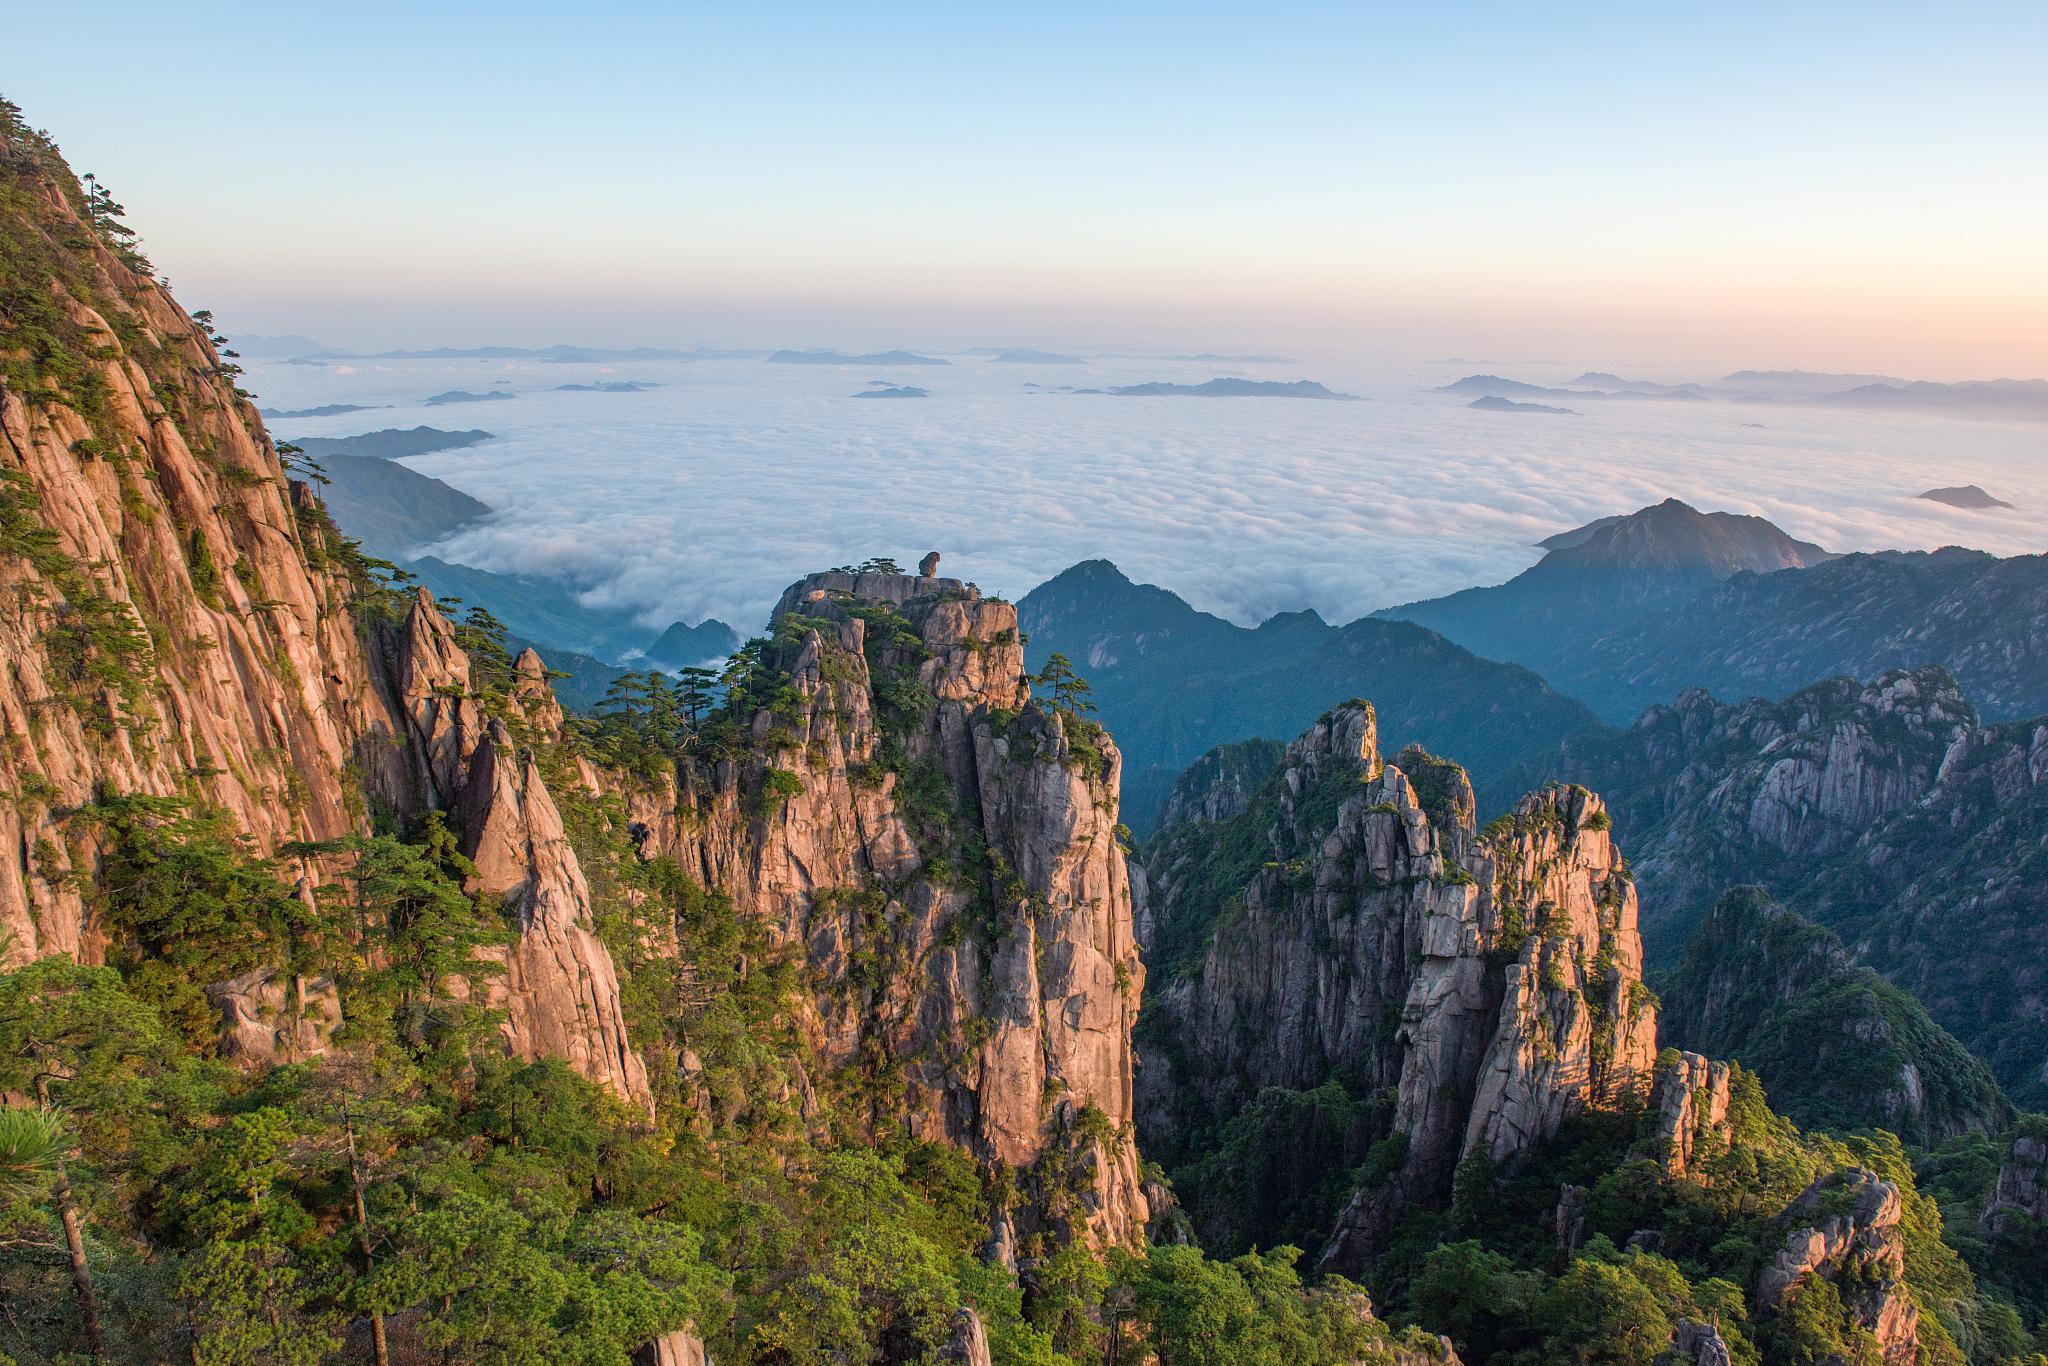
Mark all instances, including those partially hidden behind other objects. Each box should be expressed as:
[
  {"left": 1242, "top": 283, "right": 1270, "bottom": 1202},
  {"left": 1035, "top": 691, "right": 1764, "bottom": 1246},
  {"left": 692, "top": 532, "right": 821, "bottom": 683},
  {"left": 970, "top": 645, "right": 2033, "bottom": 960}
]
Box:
[
  {"left": 1, "top": 113, "right": 396, "bottom": 961},
  {"left": 1018, "top": 560, "right": 1600, "bottom": 831},
  {"left": 1139, "top": 707, "right": 1657, "bottom": 1252},
  {"left": 603, "top": 567, "right": 1155, "bottom": 1244},
  {"left": 313, "top": 450, "right": 491, "bottom": 558},
  {"left": 1499, "top": 667, "right": 2048, "bottom": 1106},
  {"left": 1551, "top": 546, "right": 2048, "bottom": 723},
  {"left": 1130, "top": 704, "right": 1982, "bottom": 1365},
  {"left": 1661, "top": 888, "right": 2010, "bottom": 1143},
  {"left": 1378, "top": 499, "right": 1831, "bottom": 718}
]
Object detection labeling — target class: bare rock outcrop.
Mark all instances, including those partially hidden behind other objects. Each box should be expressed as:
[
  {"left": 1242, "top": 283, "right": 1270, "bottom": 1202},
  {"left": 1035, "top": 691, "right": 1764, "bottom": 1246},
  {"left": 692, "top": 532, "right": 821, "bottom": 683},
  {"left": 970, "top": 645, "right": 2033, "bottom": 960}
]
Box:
[
  {"left": 631, "top": 569, "right": 1148, "bottom": 1243},
  {"left": 461, "top": 721, "right": 653, "bottom": 1112},
  {"left": 1658, "top": 1319, "right": 1733, "bottom": 1366},
  {"left": 634, "top": 1328, "right": 712, "bottom": 1366},
  {"left": 1653, "top": 1051, "right": 1732, "bottom": 1175},
  {"left": 1139, "top": 703, "right": 1659, "bottom": 1271},
  {"left": 0, "top": 118, "right": 403, "bottom": 964},
  {"left": 938, "top": 1307, "right": 992, "bottom": 1366},
  {"left": 1758, "top": 1167, "right": 1918, "bottom": 1365},
  {"left": 1983, "top": 1126, "right": 2048, "bottom": 1230},
  {"left": 207, "top": 968, "right": 344, "bottom": 1066}
]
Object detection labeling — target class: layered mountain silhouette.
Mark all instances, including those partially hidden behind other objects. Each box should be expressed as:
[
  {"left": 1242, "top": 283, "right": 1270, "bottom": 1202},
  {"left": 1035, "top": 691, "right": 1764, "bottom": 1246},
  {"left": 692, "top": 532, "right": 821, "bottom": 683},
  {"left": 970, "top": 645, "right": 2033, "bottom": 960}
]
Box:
[
  {"left": 1018, "top": 560, "right": 1598, "bottom": 830},
  {"left": 1377, "top": 498, "right": 1831, "bottom": 715}
]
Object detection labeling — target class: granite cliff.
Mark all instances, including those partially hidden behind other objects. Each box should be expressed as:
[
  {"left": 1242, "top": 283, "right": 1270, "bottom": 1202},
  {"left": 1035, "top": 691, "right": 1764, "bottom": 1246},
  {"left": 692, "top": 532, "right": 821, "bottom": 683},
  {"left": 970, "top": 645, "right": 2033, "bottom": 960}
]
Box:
[
  {"left": 597, "top": 567, "right": 1151, "bottom": 1243},
  {"left": 1501, "top": 666, "right": 2048, "bottom": 1106},
  {"left": 1138, "top": 703, "right": 1658, "bottom": 1267}
]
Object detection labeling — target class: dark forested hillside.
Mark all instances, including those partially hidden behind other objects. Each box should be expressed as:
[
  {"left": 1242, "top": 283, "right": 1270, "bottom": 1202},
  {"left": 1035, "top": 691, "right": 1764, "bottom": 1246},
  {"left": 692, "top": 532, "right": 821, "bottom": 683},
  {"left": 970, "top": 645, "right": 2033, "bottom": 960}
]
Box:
[
  {"left": 1378, "top": 498, "right": 1831, "bottom": 710},
  {"left": 1545, "top": 546, "right": 2048, "bottom": 723},
  {"left": 1499, "top": 667, "right": 2048, "bottom": 1109},
  {"left": 1020, "top": 559, "right": 1600, "bottom": 831}
]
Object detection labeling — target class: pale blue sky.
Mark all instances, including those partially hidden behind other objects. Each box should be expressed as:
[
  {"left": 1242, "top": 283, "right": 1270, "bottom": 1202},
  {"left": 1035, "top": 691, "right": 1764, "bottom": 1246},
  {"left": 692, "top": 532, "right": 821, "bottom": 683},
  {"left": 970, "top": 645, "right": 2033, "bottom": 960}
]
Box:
[{"left": 8, "top": 2, "right": 2045, "bottom": 373}]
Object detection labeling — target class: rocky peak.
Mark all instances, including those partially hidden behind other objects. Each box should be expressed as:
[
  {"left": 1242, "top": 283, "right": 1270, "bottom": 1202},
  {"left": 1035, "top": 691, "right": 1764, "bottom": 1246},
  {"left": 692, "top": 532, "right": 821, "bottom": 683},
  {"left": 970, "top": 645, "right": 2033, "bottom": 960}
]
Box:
[
  {"left": 1139, "top": 703, "right": 1661, "bottom": 1270},
  {"left": 1757, "top": 1168, "right": 1919, "bottom": 1364},
  {"left": 1284, "top": 699, "right": 1382, "bottom": 781},
  {"left": 459, "top": 721, "right": 652, "bottom": 1112},
  {"left": 509, "top": 646, "right": 564, "bottom": 735},
  {"left": 1558, "top": 497, "right": 1831, "bottom": 576},
  {"left": 643, "top": 567, "right": 1148, "bottom": 1244},
  {"left": 1652, "top": 1051, "right": 1732, "bottom": 1175},
  {"left": 396, "top": 587, "right": 485, "bottom": 804},
  {"left": 1983, "top": 1122, "right": 2048, "bottom": 1231}
]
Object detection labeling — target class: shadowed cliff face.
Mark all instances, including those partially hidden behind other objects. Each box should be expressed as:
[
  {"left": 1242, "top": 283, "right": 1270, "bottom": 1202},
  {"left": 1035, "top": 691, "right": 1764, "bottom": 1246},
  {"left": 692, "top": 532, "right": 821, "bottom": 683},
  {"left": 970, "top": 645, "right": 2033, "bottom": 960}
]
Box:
[
  {"left": 1137, "top": 703, "right": 1658, "bottom": 1269},
  {"left": 612, "top": 569, "right": 1150, "bottom": 1245}
]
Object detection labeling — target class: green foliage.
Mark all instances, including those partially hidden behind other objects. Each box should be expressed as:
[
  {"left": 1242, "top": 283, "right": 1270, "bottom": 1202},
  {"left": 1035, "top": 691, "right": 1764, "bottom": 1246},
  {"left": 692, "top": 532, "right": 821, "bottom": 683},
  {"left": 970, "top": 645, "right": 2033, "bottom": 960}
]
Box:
[
  {"left": 1032, "top": 652, "right": 1096, "bottom": 719},
  {"left": 1172, "top": 1079, "right": 1381, "bottom": 1258},
  {"left": 1662, "top": 888, "right": 2012, "bottom": 1143},
  {"left": 1114, "top": 1243, "right": 1430, "bottom": 1366},
  {"left": 0, "top": 1105, "right": 64, "bottom": 1204},
  {"left": 87, "top": 794, "right": 332, "bottom": 1046}
]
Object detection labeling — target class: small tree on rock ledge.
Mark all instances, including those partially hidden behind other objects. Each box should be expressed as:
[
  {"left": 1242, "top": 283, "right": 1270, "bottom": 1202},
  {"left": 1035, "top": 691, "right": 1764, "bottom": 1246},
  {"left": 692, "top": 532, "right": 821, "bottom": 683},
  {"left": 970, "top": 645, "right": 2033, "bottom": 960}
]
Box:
[{"left": 1034, "top": 652, "right": 1096, "bottom": 720}]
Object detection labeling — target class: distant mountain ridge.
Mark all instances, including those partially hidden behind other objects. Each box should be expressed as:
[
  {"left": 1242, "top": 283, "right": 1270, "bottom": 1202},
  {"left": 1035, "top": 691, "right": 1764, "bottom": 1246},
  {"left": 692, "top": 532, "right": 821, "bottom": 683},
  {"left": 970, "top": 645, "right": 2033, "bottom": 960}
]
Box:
[
  {"left": 1378, "top": 498, "right": 1831, "bottom": 711},
  {"left": 258, "top": 402, "right": 381, "bottom": 418},
  {"left": 1439, "top": 367, "right": 2048, "bottom": 417},
  {"left": 767, "top": 348, "right": 948, "bottom": 365},
  {"left": 289, "top": 426, "right": 494, "bottom": 460},
  {"left": 1545, "top": 545, "right": 2048, "bottom": 723},
  {"left": 1017, "top": 559, "right": 1599, "bottom": 830},
  {"left": 1468, "top": 395, "right": 1574, "bottom": 414},
  {"left": 320, "top": 344, "right": 767, "bottom": 362},
  {"left": 1080, "top": 378, "right": 1359, "bottom": 399}
]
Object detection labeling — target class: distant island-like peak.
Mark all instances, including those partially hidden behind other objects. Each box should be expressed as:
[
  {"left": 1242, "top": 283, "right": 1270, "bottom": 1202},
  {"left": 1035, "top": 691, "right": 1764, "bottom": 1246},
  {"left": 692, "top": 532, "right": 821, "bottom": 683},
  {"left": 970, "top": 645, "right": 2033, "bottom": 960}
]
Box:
[
  {"left": 423, "top": 388, "right": 515, "bottom": 405},
  {"left": 257, "top": 402, "right": 384, "bottom": 419},
  {"left": 1918, "top": 484, "right": 2014, "bottom": 510},
  {"left": 1469, "top": 395, "right": 1575, "bottom": 414},
  {"left": 853, "top": 385, "right": 929, "bottom": 398},
  {"left": 768, "top": 348, "right": 949, "bottom": 366},
  {"left": 1084, "top": 377, "right": 1360, "bottom": 400}
]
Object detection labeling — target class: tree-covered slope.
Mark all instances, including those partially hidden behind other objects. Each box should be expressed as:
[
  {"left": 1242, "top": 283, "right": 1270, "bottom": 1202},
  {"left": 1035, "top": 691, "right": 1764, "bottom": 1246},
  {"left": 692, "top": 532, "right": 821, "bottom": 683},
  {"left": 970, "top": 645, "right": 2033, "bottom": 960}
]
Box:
[
  {"left": 1661, "top": 888, "right": 2011, "bottom": 1144},
  {"left": 1549, "top": 546, "right": 2048, "bottom": 724}
]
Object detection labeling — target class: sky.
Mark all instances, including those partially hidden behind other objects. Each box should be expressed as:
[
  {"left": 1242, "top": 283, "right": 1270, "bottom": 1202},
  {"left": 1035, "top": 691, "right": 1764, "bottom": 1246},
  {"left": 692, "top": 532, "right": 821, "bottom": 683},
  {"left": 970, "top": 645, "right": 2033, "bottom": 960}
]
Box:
[{"left": 8, "top": 1, "right": 2048, "bottom": 378}]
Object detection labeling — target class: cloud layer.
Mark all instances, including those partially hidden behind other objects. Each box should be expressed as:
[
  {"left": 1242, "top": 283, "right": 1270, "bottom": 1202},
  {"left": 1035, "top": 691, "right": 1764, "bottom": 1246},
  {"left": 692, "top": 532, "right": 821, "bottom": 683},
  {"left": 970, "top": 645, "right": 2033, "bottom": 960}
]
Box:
[{"left": 252, "top": 355, "right": 2048, "bottom": 637}]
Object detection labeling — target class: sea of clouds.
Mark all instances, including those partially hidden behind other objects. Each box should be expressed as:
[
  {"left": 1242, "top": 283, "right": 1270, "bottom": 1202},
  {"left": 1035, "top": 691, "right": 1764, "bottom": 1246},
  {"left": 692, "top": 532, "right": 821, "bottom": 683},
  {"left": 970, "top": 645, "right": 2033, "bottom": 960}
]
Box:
[{"left": 248, "top": 352, "right": 2048, "bottom": 637}]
